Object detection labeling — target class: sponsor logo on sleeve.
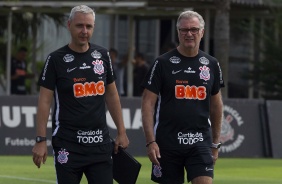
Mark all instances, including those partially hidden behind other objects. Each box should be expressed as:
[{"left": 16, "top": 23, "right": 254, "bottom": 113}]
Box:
[
  {"left": 107, "top": 51, "right": 114, "bottom": 75},
  {"left": 218, "top": 62, "right": 224, "bottom": 85},
  {"left": 148, "top": 60, "right": 158, "bottom": 85},
  {"left": 42, "top": 55, "right": 51, "bottom": 81},
  {"left": 205, "top": 167, "right": 213, "bottom": 171}
]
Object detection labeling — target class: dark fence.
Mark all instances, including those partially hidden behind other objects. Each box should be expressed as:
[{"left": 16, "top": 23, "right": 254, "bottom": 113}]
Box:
[{"left": 0, "top": 96, "right": 281, "bottom": 158}]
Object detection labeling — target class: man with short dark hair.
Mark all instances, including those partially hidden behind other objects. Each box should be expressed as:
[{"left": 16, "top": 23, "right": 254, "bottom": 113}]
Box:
[{"left": 11, "top": 46, "right": 33, "bottom": 94}]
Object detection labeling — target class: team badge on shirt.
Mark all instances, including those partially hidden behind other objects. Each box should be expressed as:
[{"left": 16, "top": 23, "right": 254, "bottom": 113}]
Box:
[
  {"left": 57, "top": 149, "right": 69, "bottom": 164},
  {"left": 199, "top": 65, "right": 210, "bottom": 81},
  {"left": 153, "top": 165, "right": 162, "bottom": 178},
  {"left": 91, "top": 50, "right": 102, "bottom": 59},
  {"left": 63, "top": 54, "right": 74, "bottom": 62},
  {"left": 92, "top": 60, "right": 104, "bottom": 75},
  {"left": 199, "top": 57, "right": 209, "bottom": 65},
  {"left": 169, "top": 56, "right": 181, "bottom": 64}
]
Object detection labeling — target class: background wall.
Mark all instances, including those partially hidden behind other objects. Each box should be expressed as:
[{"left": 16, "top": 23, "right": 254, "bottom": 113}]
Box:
[{"left": 0, "top": 96, "right": 281, "bottom": 158}]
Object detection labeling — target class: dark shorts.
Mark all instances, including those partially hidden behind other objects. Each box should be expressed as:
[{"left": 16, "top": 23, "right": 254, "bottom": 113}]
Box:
[
  {"left": 151, "top": 146, "right": 214, "bottom": 184},
  {"left": 53, "top": 137, "right": 113, "bottom": 184}
]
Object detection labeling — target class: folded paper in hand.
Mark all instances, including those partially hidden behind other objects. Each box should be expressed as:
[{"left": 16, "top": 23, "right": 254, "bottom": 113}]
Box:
[{"left": 112, "top": 147, "right": 142, "bottom": 184}]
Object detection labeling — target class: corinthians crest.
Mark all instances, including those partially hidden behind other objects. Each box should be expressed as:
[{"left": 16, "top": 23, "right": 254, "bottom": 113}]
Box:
[
  {"left": 57, "top": 149, "right": 69, "bottom": 164},
  {"left": 199, "top": 65, "right": 210, "bottom": 81},
  {"left": 153, "top": 165, "right": 162, "bottom": 178},
  {"left": 220, "top": 105, "right": 245, "bottom": 153},
  {"left": 92, "top": 60, "right": 104, "bottom": 75},
  {"left": 220, "top": 114, "right": 235, "bottom": 143}
]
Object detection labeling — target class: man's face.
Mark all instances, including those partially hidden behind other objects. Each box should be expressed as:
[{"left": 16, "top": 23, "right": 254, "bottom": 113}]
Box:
[
  {"left": 68, "top": 12, "right": 94, "bottom": 47},
  {"left": 177, "top": 17, "right": 204, "bottom": 51}
]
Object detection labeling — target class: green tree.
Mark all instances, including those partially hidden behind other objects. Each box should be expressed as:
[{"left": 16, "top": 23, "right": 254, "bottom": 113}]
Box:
[
  {"left": 249, "top": 10, "right": 282, "bottom": 100},
  {"left": 0, "top": 11, "right": 66, "bottom": 93}
]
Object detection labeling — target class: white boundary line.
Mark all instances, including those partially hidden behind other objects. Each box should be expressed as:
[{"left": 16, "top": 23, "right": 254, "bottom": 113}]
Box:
[{"left": 0, "top": 175, "right": 55, "bottom": 183}]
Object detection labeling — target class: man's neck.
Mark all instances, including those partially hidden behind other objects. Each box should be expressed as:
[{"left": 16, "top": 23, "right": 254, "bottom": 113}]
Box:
[
  {"left": 177, "top": 46, "right": 198, "bottom": 57},
  {"left": 68, "top": 42, "right": 89, "bottom": 53}
]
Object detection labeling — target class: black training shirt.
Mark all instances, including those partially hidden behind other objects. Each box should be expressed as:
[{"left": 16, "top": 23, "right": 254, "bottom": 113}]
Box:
[
  {"left": 142, "top": 49, "right": 224, "bottom": 149},
  {"left": 38, "top": 43, "right": 115, "bottom": 147}
]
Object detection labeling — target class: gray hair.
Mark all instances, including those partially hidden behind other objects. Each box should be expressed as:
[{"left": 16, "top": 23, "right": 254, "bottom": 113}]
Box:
[
  {"left": 176, "top": 10, "right": 205, "bottom": 29},
  {"left": 69, "top": 5, "right": 95, "bottom": 21}
]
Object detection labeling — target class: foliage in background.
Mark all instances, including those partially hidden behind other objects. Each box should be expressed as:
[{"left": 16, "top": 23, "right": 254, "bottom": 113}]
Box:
[
  {"left": 249, "top": 9, "right": 282, "bottom": 100},
  {"left": 0, "top": 12, "right": 66, "bottom": 93}
]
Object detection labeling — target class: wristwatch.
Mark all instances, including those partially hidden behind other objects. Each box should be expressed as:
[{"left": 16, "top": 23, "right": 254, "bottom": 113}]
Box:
[
  {"left": 36, "top": 136, "right": 47, "bottom": 143},
  {"left": 211, "top": 142, "right": 221, "bottom": 149}
]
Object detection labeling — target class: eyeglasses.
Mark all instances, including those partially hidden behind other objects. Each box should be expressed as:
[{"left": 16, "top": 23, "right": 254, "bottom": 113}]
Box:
[{"left": 178, "top": 28, "right": 200, "bottom": 35}]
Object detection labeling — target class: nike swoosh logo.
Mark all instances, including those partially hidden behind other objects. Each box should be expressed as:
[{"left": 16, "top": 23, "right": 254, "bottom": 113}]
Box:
[
  {"left": 205, "top": 167, "right": 213, "bottom": 171},
  {"left": 172, "top": 70, "right": 182, "bottom": 74},
  {"left": 67, "top": 67, "right": 77, "bottom": 73}
]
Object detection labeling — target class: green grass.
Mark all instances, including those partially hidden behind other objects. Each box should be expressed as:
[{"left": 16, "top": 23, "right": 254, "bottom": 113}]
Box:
[{"left": 0, "top": 156, "right": 281, "bottom": 184}]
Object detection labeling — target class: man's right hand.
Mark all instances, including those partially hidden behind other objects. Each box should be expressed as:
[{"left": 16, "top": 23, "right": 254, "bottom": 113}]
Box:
[
  {"left": 147, "top": 142, "right": 161, "bottom": 166},
  {"left": 32, "top": 142, "right": 48, "bottom": 168}
]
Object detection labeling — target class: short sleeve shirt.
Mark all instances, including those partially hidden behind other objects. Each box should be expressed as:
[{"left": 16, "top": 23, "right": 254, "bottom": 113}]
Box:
[
  {"left": 38, "top": 43, "right": 115, "bottom": 147},
  {"left": 141, "top": 49, "right": 224, "bottom": 149}
]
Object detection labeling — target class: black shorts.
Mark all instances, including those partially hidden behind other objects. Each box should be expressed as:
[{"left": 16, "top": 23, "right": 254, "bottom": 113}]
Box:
[
  {"left": 53, "top": 137, "right": 113, "bottom": 184},
  {"left": 151, "top": 146, "right": 214, "bottom": 184}
]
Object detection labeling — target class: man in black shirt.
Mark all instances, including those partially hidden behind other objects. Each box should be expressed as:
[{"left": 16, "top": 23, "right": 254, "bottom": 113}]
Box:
[
  {"left": 11, "top": 47, "right": 34, "bottom": 94},
  {"left": 142, "top": 10, "right": 224, "bottom": 184},
  {"left": 133, "top": 52, "right": 149, "bottom": 96},
  {"left": 32, "top": 5, "right": 129, "bottom": 184}
]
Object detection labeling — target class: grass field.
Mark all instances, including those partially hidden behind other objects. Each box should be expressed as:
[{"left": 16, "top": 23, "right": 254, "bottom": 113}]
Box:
[{"left": 0, "top": 156, "right": 281, "bottom": 184}]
